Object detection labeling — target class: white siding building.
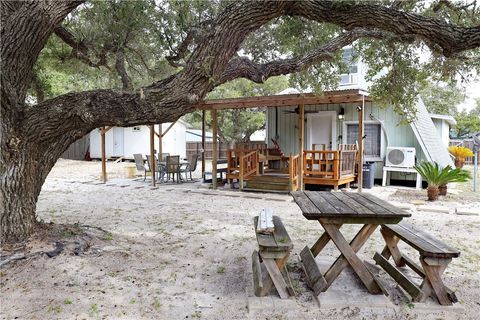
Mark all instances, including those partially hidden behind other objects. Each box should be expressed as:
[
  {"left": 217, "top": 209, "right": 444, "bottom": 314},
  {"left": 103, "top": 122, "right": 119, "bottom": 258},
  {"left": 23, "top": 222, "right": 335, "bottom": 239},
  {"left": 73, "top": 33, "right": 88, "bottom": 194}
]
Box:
[{"left": 90, "top": 121, "right": 188, "bottom": 159}]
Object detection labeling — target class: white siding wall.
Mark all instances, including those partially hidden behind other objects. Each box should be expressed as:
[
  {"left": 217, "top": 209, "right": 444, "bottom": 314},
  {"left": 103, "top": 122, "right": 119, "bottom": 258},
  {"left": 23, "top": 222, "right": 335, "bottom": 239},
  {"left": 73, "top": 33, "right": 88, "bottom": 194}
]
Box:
[
  {"left": 432, "top": 119, "right": 450, "bottom": 147},
  {"left": 90, "top": 122, "right": 187, "bottom": 159},
  {"left": 267, "top": 102, "right": 427, "bottom": 181}
]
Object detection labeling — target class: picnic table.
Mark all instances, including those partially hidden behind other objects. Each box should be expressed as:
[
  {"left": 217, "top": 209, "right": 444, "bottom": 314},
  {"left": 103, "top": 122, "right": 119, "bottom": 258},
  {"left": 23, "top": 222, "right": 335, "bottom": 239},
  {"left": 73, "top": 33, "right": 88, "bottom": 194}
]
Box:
[{"left": 291, "top": 191, "right": 411, "bottom": 295}]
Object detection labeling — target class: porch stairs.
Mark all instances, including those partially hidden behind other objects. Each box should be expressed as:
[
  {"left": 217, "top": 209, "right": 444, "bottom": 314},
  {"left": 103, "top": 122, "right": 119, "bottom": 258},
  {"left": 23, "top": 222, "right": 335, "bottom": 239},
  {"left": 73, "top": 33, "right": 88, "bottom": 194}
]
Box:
[{"left": 243, "top": 174, "right": 291, "bottom": 193}]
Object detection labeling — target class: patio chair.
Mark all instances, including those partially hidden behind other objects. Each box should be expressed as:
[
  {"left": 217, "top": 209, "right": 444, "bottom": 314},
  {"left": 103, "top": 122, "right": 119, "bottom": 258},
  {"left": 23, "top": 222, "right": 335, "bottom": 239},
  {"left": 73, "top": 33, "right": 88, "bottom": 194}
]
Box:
[
  {"left": 183, "top": 154, "right": 199, "bottom": 181},
  {"left": 146, "top": 155, "right": 166, "bottom": 182},
  {"left": 159, "top": 153, "right": 170, "bottom": 162},
  {"left": 133, "top": 153, "right": 149, "bottom": 181},
  {"left": 165, "top": 155, "right": 181, "bottom": 183}
]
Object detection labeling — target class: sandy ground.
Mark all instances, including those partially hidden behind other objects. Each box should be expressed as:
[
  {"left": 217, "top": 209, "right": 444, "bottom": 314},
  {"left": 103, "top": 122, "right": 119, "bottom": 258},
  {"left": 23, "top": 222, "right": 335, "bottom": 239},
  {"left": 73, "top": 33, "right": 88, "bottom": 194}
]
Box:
[{"left": 1, "top": 159, "right": 479, "bottom": 320}]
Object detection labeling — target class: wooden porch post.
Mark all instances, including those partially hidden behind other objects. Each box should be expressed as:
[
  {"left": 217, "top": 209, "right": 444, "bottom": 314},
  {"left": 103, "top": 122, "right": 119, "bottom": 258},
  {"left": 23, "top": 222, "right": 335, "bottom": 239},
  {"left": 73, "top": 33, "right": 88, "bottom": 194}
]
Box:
[
  {"left": 158, "top": 124, "right": 163, "bottom": 159},
  {"left": 357, "top": 97, "right": 365, "bottom": 192},
  {"left": 101, "top": 127, "right": 107, "bottom": 183},
  {"left": 298, "top": 104, "right": 305, "bottom": 191},
  {"left": 211, "top": 109, "right": 218, "bottom": 189},
  {"left": 201, "top": 110, "right": 206, "bottom": 180},
  {"left": 149, "top": 125, "right": 156, "bottom": 187}
]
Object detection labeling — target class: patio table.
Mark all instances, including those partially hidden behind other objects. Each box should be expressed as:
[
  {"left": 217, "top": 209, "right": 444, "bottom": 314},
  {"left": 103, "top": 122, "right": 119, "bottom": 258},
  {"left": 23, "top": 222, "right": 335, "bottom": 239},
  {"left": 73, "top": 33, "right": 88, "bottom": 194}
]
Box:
[{"left": 291, "top": 191, "right": 411, "bottom": 295}]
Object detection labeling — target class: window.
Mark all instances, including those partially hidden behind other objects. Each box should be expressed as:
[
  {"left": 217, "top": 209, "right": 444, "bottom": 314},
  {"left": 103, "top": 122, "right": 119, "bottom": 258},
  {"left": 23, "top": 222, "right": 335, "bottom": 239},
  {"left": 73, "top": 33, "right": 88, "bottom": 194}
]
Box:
[
  {"left": 132, "top": 126, "right": 141, "bottom": 132},
  {"left": 345, "top": 123, "right": 381, "bottom": 158},
  {"left": 340, "top": 48, "right": 358, "bottom": 85}
]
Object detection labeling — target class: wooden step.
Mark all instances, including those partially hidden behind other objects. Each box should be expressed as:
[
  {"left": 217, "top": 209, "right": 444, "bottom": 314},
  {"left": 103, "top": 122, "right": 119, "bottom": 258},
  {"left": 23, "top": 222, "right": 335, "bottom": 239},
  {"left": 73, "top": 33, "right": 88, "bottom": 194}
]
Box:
[
  {"left": 248, "top": 175, "right": 290, "bottom": 184},
  {"left": 246, "top": 181, "right": 290, "bottom": 191}
]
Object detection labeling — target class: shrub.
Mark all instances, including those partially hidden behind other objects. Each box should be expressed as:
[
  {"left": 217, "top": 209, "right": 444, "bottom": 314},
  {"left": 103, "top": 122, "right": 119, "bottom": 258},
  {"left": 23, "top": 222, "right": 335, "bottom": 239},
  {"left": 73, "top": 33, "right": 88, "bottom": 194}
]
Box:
[{"left": 448, "top": 146, "right": 474, "bottom": 159}]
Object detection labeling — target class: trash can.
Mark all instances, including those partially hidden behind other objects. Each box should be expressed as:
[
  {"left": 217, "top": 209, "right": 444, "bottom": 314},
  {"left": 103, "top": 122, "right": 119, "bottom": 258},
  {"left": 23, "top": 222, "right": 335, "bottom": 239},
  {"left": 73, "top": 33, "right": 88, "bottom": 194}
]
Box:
[
  {"left": 124, "top": 164, "right": 137, "bottom": 179},
  {"left": 362, "top": 162, "right": 375, "bottom": 189}
]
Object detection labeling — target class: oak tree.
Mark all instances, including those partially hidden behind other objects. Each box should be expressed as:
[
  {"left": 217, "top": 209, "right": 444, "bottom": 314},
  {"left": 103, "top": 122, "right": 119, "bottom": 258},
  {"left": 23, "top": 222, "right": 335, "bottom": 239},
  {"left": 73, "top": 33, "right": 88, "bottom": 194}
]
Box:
[{"left": 1, "top": 0, "right": 480, "bottom": 243}]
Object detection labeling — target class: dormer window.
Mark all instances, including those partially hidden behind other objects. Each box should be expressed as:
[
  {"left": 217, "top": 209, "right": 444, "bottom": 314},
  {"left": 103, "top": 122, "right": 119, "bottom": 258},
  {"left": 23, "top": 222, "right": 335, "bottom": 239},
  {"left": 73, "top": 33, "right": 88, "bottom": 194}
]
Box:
[{"left": 340, "top": 48, "right": 358, "bottom": 85}]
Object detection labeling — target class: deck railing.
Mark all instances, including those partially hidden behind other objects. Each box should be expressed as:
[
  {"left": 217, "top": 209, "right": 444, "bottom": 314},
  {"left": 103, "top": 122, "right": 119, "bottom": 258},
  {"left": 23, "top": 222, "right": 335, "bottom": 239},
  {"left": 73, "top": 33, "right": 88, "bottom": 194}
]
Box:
[
  {"left": 289, "top": 154, "right": 300, "bottom": 191},
  {"left": 339, "top": 149, "right": 357, "bottom": 176},
  {"left": 227, "top": 149, "right": 259, "bottom": 189},
  {"left": 303, "top": 150, "right": 340, "bottom": 179},
  {"left": 303, "top": 149, "right": 357, "bottom": 180}
]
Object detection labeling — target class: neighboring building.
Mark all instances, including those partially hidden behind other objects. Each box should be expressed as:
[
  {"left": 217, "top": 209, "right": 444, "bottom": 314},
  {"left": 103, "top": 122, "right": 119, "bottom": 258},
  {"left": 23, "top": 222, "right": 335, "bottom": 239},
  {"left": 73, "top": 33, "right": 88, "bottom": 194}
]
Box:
[
  {"left": 430, "top": 114, "right": 457, "bottom": 147},
  {"left": 186, "top": 129, "right": 213, "bottom": 142},
  {"left": 89, "top": 120, "right": 188, "bottom": 159}
]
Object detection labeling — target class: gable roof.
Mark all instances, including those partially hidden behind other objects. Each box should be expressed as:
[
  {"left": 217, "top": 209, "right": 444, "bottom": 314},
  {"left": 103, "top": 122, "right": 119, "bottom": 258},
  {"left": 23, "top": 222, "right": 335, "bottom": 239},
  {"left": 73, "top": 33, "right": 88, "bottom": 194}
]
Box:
[
  {"left": 429, "top": 113, "right": 457, "bottom": 126},
  {"left": 410, "top": 98, "right": 454, "bottom": 167}
]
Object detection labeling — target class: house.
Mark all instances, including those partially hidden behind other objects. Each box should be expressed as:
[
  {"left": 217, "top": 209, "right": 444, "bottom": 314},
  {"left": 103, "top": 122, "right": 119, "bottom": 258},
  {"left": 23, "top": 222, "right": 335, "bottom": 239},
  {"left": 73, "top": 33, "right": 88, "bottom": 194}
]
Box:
[
  {"left": 199, "top": 47, "right": 454, "bottom": 191},
  {"left": 89, "top": 120, "right": 188, "bottom": 160},
  {"left": 430, "top": 114, "right": 457, "bottom": 147}
]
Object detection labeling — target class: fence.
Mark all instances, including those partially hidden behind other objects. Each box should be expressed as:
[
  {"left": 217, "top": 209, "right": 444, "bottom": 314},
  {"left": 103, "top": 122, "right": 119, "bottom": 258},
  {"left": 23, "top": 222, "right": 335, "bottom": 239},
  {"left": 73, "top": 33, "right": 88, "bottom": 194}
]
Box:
[
  {"left": 186, "top": 141, "right": 229, "bottom": 159},
  {"left": 61, "top": 135, "right": 90, "bottom": 160},
  {"left": 186, "top": 141, "right": 266, "bottom": 160},
  {"left": 449, "top": 139, "right": 480, "bottom": 165}
]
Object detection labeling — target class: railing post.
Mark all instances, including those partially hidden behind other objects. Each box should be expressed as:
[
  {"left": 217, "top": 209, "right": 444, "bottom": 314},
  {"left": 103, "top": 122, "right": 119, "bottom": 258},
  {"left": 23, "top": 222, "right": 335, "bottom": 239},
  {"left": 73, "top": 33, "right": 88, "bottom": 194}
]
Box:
[
  {"left": 289, "top": 153, "right": 293, "bottom": 191},
  {"left": 239, "top": 154, "right": 244, "bottom": 191},
  {"left": 333, "top": 151, "right": 340, "bottom": 179}
]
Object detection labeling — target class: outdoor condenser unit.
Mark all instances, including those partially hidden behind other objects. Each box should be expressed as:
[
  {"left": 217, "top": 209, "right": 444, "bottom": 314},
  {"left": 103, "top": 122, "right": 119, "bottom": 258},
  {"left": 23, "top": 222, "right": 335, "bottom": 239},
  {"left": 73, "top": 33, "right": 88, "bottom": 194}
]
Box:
[{"left": 385, "top": 147, "right": 416, "bottom": 168}]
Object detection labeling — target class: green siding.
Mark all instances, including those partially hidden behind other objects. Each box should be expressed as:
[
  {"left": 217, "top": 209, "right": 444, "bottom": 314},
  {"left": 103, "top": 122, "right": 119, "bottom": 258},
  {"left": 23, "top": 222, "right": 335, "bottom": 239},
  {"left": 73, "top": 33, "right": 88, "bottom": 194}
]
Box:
[{"left": 267, "top": 102, "right": 427, "bottom": 181}]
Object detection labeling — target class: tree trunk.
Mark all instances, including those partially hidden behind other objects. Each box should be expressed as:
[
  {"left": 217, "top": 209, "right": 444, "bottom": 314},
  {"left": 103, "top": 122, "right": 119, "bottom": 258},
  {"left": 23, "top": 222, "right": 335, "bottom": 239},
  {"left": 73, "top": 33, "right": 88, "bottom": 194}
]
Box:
[
  {"left": 1, "top": 152, "right": 44, "bottom": 243},
  {"left": 2, "top": 0, "right": 479, "bottom": 244}
]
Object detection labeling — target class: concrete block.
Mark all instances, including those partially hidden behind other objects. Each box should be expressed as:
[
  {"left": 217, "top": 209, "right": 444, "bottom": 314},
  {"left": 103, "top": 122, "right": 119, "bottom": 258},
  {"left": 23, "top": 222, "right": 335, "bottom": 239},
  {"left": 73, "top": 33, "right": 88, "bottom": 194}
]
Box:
[
  {"left": 417, "top": 205, "right": 452, "bottom": 214},
  {"left": 411, "top": 200, "right": 426, "bottom": 205},
  {"left": 455, "top": 208, "right": 480, "bottom": 216}
]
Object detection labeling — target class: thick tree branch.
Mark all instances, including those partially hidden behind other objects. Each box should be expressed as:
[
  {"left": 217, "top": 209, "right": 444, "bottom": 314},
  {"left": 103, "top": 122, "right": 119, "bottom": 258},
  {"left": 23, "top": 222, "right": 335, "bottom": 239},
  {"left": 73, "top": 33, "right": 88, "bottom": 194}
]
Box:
[
  {"left": 115, "top": 49, "right": 133, "bottom": 90},
  {"left": 218, "top": 29, "right": 398, "bottom": 85},
  {"left": 287, "top": 0, "right": 480, "bottom": 57},
  {"left": 54, "top": 25, "right": 111, "bottom": 69}
]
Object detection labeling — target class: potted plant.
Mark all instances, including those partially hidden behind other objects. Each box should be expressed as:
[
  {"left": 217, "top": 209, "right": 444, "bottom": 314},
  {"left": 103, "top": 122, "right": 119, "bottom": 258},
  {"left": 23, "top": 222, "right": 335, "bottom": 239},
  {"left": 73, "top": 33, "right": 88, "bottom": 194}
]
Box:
[
  {"left": 438, "top": 165, "right": 471, "bottom": 196},
  {"left": 414, "top": 162, "right": 443, "bottom": 201},
  {"left": 448, "top": 146, "right": 474, "bottom": 168}
]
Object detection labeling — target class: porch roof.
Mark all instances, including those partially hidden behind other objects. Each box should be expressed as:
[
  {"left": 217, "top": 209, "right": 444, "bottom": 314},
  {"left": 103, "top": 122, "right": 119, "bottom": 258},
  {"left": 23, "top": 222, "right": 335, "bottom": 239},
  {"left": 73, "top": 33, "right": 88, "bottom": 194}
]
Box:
[{"left": 198, "top": 89, "right": 372, "bottom": 110}]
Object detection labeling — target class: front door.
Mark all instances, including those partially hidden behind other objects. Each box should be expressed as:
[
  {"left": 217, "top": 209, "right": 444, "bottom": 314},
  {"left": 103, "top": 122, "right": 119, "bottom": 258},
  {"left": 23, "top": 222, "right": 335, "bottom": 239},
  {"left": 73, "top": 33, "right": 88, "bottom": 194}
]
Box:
[
  {"left": 307, "top": 111, "right": 337, "bottom": 150},
  {"left": 112, "top": 127, "right": 124, "bottom": 157}
]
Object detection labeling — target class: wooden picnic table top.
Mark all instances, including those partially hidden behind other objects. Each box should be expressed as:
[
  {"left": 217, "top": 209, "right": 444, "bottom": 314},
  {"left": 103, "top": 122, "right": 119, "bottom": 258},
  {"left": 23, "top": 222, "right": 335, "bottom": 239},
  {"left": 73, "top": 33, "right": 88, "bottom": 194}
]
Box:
[{"left": 291, "top": 191, "right": 411, "bottom": 221}]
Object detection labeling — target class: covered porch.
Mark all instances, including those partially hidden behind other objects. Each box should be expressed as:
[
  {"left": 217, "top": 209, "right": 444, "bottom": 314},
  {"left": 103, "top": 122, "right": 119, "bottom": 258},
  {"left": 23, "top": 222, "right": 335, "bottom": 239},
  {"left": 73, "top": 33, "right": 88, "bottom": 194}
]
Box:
[{"left": 198, "top": 89, "right": 372, "bottom": 192}]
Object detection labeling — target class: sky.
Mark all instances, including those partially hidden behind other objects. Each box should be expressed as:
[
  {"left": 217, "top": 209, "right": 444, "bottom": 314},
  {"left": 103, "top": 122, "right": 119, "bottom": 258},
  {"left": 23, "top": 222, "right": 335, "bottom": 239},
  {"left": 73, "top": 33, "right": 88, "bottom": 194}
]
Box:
[{"left": 458, "top": 80, "right": 480, "bottom": 112}]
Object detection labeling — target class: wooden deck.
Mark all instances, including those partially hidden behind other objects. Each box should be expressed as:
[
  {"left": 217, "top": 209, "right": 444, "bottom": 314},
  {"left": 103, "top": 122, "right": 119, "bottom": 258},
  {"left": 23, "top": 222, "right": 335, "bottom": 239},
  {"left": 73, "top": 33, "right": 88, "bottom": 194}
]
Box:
[{"left": 225, "top": 145, "right": 357, "bottom": 192}]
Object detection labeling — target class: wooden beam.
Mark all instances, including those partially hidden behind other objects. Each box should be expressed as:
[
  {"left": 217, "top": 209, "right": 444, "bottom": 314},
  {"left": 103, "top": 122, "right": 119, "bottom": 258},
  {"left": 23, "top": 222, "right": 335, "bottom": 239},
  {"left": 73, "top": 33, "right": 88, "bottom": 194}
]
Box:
[
  {"left": 298, "top": 104, "right": 304, "bottom": 191},
  {"left": 101, "top": 127, "right": 107, "bottom": 183},
  {"left": 161, "top": 121, "right": 176, "bottom": 138},
  {"left": 158, "top": 124, "right": 163, "bottom": 160},
  {"left": 201, "top": 110, "right": 206, "bottom": 178},
  {"left": 357, "top": 97, "right": 364, "bottom": 192},
  {"left": 198, "top": 90, "right": 372, "bottom": 110},
  {"left": 211, "top": 109, "right": 218, "bottom": 189},
  {"left": 374, "top": 252, "right": 424, "bottom": 302},
  {"left": 100, "top": 126, "right": 113, "bottom": 135},
  {"left": 149, "top": 125, "right": 156, "bottom": 187}
]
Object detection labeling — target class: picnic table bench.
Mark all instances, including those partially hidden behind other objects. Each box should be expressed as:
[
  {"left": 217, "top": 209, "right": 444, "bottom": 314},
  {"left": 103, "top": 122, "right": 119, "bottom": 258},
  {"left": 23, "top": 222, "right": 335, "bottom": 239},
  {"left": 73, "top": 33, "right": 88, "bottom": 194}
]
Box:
[
  {"left": 375, "top": 222, "right": 460, "bottom": 305},
  {"left": 291, "top": 191, "right": 411, "bottom": 296},
  {"left": 252, "top": 214, "right": 294, "bottom": 299}
]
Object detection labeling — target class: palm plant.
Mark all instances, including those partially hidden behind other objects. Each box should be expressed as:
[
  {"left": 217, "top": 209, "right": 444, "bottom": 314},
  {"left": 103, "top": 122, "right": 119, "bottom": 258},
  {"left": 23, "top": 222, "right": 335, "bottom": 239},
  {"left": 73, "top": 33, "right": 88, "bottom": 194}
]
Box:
[
  {"left": 415, "top": 162, "right": 471, "bottom": 200},
  {"left": 448, "top": 146, "right": 474, "bottom": 168},
  {"left": 414, "top": 162, "right": 443, "bottom": 201},
  {"left": 437, "top": 165, "right": 471, "bottom": 195}
]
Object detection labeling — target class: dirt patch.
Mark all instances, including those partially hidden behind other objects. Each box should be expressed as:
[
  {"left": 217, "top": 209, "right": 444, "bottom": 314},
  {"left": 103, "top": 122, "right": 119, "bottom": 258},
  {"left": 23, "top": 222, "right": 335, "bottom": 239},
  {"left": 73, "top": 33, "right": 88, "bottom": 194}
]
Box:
[{"left": 1, "top": 159, "right": 479, "bottom": 319}]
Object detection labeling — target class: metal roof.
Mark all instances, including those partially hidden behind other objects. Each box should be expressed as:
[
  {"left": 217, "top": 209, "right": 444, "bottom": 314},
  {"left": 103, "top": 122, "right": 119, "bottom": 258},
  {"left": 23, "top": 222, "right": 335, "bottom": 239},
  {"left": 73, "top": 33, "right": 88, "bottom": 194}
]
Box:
[
  {"left": 198, "top": 89, "right": 371, "bottom": 110},
  {"left": 410, "top": 99, "right": 454, "bottom": 167},
  {"left": 429, "top": 113, "right": 457, "bottom": 126}
]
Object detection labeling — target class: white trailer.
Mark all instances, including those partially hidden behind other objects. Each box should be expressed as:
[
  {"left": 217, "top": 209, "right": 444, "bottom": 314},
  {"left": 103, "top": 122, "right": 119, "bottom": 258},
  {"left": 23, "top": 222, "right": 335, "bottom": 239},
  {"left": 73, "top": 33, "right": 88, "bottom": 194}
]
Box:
[{"left": 89, "top": 121, "right": 187, "bottom": 159}]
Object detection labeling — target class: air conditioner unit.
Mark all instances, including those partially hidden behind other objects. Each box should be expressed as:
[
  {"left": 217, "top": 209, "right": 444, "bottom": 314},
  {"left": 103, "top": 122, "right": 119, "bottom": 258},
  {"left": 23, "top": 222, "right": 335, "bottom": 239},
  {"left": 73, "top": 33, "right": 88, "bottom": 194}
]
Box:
[{"left": 385, "top": 147, "right": 416, "bottom": 168}]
